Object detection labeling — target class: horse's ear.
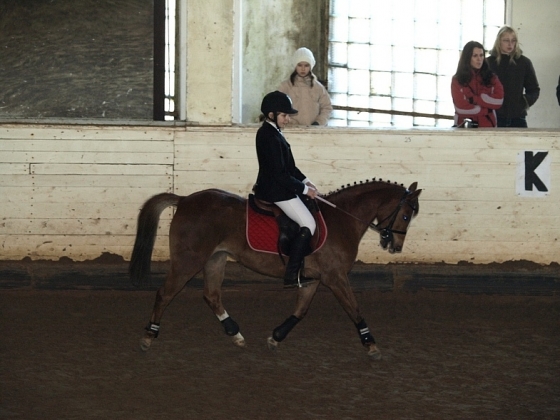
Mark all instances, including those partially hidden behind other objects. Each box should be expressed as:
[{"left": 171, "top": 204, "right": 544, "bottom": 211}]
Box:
[
  {"left": 409, "top": 189, "right": 422, "bottom": 199},
  {"left": 408, "top": 182, "right": 418, "bottom": 192}
]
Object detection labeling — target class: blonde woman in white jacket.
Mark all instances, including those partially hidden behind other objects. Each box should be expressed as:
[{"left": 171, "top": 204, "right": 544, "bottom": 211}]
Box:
[{"left": 278, "top": 47, "right": 333, "bottom": 126}]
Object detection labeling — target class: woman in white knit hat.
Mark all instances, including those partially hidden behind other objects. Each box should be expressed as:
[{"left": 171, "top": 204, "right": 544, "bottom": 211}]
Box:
[{"left": 277, "top": 47, "right": 333, "bottom": 126}]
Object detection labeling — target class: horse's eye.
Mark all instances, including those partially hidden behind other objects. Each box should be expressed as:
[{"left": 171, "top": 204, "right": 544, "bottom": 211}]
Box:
[{"left": 403, "top": 215, "right": 409, "bottom": 221}]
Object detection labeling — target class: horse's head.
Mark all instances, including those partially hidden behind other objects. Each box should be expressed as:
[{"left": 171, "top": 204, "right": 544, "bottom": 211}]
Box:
[{"left": 378, "top": 182, "right": 421, "bottom": 253}]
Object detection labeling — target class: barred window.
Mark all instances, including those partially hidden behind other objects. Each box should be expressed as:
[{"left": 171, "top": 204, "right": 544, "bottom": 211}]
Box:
[
  {"left": 328, "top": 0, "right": 506, "bottom": 127},
  {"left": 154, "top": 0, "right": 177, "bottom": 121}
]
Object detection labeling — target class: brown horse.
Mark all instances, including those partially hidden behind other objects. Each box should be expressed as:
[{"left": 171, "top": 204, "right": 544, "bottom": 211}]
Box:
[{"left": 130, "top": 179, "right": 421, "bottom": 359}]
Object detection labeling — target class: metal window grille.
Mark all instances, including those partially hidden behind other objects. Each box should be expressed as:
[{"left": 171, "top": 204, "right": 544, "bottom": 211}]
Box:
[
  {"left": 154, "top": 0, "right": 176, "bottom": 121},
  {"left": 164, "top": 0, "right": 176, "bottom": 121},
  {"left": 328, "top": 0, "right": 506, "bottom": 127}
]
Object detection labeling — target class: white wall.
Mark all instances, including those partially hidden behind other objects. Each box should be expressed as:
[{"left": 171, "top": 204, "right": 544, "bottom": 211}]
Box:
[
  {"left": 511, "top": 0, "right": 560, "bottom": 128},
  {"left": 185, "top": 0, "right": 234, "bottom": 124}
]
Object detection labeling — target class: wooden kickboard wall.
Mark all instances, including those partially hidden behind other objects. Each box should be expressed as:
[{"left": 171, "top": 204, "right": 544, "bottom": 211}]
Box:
[{"left": 0, "top": 124, "right": 558, "bottom": 265}]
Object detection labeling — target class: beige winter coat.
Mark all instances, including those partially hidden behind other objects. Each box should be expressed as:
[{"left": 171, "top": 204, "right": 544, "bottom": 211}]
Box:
[{"left": 278, "top": 75, "right": 332, "bottom": 126}]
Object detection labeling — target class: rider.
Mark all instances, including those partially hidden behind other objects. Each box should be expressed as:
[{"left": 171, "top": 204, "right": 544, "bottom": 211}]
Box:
[{"left": 253, "top": 91, "right": 319, "bottom": 288}]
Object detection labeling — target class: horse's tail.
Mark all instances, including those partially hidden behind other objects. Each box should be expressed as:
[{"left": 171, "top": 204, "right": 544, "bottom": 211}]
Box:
[{"left": 129, "top": 193, "right": 181, "bottom": 287}]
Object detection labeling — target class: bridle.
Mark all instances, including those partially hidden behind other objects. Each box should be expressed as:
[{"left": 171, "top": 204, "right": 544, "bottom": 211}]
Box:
[
  {"left": 317, "top": 189, "right": 418, "bottom": 243},
  {"left": 374, "top": 190, "right": 418, "bottom": 244}
]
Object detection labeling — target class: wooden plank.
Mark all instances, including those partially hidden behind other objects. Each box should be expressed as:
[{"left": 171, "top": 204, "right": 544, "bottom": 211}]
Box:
[
  {"left": 0, "top": 234, "right": 169, "bottom": 247},
  {"left": 175, "top": 142, "right": 551, "bottom": 164},
  {"left": 0, "top": 217, "right": 172, "bottom": 236},
  {"left": 174, "top": 158, "right": 256, "bottom": 171},
  {"left": 175, "top": 130, "right": 254, "bottom": 145},
  {"left": 0, "top": 241, "right": 170, "bottom": 262},
  {"left": 175, "top": 158, "right": 559, "bottom": 186},
  {"left": 359, "top": 237, "right": 559, "bottom": 253},
  {"left": 405, "top": 226, "right": 560, "bottom": 242},
  {"left": 410, "top": 212, "right": 558, "bottom": 227},
  {"left": 0, "top": 139, "right": 174, "bottom": 153},
  {"left": 176, "top": 168, "right": 524, "bottom": 189},
  {"left": 173, "top": 183, "right": 253, "bottom": 197},
  {"left": 0, "top": 151, "right": 172, "bottom": 165},
  {"left": 8, "top": 233, "right": 547, "bottom": 263},
  {"left": 175, "top": 171, "right": 253, "bottom": 185},
  {"left": 175, "top": 144, "right": 254, "bottom": 160},
  {"left": 296, "top": 147, "right": 534, "bottom": 164},
  {"left": 1, "top": 202, "right": 159, "bottom": 219},
  {"left": 172, "top": 172, "right": 557, "bottom": 204},
  {"left": 413, "top": 187, "right": 558, "bottom": 202},
  {"left": 0, "top": 186, "right": 170, "bottom": 204},
  {"left": 0, "top": 163, "right": 29, "bottom": 175},
  {"left": 171, "top": 184, "right": 253, "bottom": 196},
  {"left": 355, "top": 239, "right": 558, "bottom": 265},
  {"left": 30, "top": 163, "right": 172, "bottom": 175},
  {"left": 286, "top": 132, "right": 560, "bottom": 151},
  {"left": 0, "top": 247, "right": 171, "bottom": 262},
  {"left": 175, "top": 158, "right": 517, "bottom": 174},
  {"left": 0, "top": 174, "right": 172, "bottom": 188},
  {"left": 0, "top": 127, "right": 175, "bottom": 141},
  {"left": 176, "top": 128, "right": 560, "bottom": 150},
  {"left": 0, "top": 230, "right": 556, "bottom": 265},
  {"left": 408, "top": 199, "right": 560, "bottom": 214}
]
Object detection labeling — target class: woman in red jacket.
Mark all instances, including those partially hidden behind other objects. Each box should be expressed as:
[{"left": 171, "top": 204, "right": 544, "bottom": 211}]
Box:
[{"left": 451, "top": 41, "right": 504, "bottom": 127}]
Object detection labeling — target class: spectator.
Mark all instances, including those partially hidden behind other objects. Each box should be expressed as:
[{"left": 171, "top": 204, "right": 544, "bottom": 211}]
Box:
[
  {"left": 278, "top": 47, "right": 332, "bottom": 126},
  {"left": 487, "top": 26, "right": 540, "bottom": 127},
  {"left": 451, "top": 41, "right": 504, "bottom": 127},
  {"left": 556, "top": 75, "right": 560, "bottom": 106}
]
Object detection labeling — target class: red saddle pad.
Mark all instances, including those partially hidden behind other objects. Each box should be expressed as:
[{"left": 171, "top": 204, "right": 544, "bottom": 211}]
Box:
[{"left": 246, "top": 201, "right": 327, "bottom": 255}]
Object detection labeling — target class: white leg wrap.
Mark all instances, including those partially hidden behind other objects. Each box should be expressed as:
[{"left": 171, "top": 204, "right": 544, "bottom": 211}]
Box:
[
  {"left": 217, "top": 311, "right": 229, "bottom": 321},
  {"left": 232, "top": 332, "right": 246, "bottom": 347}
]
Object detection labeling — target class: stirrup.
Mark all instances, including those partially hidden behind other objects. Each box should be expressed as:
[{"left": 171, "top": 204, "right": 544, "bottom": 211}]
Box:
[{"left": 283, "top": 270, "right": 314, "bottom": 289}]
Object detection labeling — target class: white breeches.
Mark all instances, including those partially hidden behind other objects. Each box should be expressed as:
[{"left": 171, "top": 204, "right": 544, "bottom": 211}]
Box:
[{"left": 275, "top": 196, "right": 316, "bottom": 235}]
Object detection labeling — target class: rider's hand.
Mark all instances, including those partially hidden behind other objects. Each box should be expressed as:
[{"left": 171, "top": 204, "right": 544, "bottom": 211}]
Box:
[
  {"left": 305, "top": 181, "right": 318, "bottom": 190},
  {"left": 306, "top": 187, "right": 318, "bottom": 199}
]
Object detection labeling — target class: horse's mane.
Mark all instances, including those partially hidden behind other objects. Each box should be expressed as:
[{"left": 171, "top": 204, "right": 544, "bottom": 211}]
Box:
[{"left": 325, "top": 178, "right": 406, "bottom": 199}]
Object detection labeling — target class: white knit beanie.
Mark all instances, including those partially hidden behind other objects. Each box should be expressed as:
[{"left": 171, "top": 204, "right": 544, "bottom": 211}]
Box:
[{"left": 292, "top": 47, "right": 316, "bottom": 69}]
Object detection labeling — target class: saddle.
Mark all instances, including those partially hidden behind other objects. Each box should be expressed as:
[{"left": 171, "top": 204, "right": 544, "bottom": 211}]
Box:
[{"left": 246, "top": 194, "right": 327, "bottom": 256}]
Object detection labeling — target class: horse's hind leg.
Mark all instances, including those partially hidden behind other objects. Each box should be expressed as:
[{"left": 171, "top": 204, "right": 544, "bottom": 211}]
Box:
[
  {"left": 267, "top": 280, "right": 320, "bottom": 351},
  {"left": 141, "top": 258, "right": 203, "bottom": 351},
  {"left": 202, "top": 252, "right": 246, "bottom": 347}
]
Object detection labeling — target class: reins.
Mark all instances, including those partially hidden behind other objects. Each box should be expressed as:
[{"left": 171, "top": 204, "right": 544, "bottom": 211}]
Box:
[{"left": 317, "top": 189, "right": 416, "bottom": 239}]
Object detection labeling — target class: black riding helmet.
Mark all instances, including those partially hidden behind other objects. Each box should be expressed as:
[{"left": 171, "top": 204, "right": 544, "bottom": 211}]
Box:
[{"left": 261, "top": 91, "right": 298, "bottom": 116}]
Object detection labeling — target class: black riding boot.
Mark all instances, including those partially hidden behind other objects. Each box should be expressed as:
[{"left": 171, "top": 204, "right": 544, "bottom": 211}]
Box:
[{"left": 283, "top": 227, "right": 313, "bottom": 288}]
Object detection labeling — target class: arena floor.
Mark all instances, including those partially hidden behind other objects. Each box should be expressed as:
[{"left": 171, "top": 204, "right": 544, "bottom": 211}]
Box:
[{"left": 1, "top": 284, "right": 559, "bottom": 419}]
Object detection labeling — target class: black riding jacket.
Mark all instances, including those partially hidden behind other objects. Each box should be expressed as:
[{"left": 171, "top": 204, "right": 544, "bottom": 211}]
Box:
[{"left": 253, "top": 121, "right": 306, "bottom": 203}]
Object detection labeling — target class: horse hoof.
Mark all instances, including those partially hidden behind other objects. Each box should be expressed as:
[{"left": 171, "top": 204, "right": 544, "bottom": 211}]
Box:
[
  {"left": 140, "top": 337, "right": 152, "bottom": 352},
  {"left": 267, "top": 336, "right": 279, "bottom": 351},
  {"left": 232, "top": 332, "right": 246, "bottom": 347},
  {"left": 367, "top": 344, "right": 382, "bottom": 360}
]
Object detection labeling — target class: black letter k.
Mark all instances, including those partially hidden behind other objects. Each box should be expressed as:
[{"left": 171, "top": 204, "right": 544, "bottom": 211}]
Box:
[{"left": 524, "top": 151, "right": 548, "bottom": 192}]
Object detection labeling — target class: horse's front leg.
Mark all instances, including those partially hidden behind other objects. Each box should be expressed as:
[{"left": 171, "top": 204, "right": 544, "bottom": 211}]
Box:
[
  {"left": 202, "top": 252, "right": 246, "bottom": 347},
  {"left": 324, "top": 274, "right": 381, "bottom": 360},
  {"left": 267, "top": 279, "right": 320, "bottom": 351}
]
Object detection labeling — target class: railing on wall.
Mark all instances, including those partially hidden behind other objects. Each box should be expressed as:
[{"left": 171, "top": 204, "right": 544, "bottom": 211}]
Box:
[{"left": 332, "top": 105, "right": 454, "bottom": 121}]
